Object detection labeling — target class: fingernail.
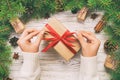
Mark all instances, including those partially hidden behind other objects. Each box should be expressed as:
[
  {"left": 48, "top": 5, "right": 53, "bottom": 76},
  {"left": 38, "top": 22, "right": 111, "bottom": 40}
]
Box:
[
  {"left": 75, "top": 30, "right": 79, "bottom": 35},
  {"left": 40, "top": 29, "right": 45, "bottom": 34},
  {"left": 74, "top": 30, "right": 79, "bottom": 38}
]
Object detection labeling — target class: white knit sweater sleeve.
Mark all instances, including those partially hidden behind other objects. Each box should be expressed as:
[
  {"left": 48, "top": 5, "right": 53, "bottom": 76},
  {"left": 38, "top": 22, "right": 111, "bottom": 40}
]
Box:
[
  {"left": 14, "top": 52, "right": 41, "bottom": 80},
  {"left": 79, "top": 55, "right": 99, "bottom": 80},
  {"left": 15, "top": 52, "right": 99, "bottom": 80}
]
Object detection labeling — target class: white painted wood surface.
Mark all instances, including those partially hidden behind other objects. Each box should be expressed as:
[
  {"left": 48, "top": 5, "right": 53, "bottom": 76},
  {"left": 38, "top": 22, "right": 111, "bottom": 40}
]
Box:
[{"left": 9, "top": 11, "right": 110, "bottom": 80}]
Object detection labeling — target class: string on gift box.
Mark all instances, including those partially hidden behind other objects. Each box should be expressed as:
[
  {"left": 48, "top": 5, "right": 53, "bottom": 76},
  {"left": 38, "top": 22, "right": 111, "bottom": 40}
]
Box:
[{"left": 42, "top": 24, "right": 77, "bottom": 54}]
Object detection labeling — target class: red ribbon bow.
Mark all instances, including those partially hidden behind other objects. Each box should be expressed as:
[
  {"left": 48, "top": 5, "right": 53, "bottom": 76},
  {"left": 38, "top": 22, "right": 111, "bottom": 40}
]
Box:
[{"left": 42, "top": 24, "right": 76, "bottom": 54}]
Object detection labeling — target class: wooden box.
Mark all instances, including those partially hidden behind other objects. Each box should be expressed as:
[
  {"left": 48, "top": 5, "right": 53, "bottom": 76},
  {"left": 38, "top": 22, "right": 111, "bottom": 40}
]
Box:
[
  {"left": 10, "top": 18, "right": 25, "bottom": 34},
  {"left": 77, "top": 7, "right": 88, "bottom": 21},
  {"left": 104, "top": 55, "right": 118, "bottom": 70}
]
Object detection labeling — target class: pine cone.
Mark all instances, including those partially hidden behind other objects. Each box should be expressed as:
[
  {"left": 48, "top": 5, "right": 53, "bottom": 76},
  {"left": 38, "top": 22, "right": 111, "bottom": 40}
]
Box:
[
  {"left": 13, "top": 52, "right": 19, "bottom": 60},
  {"left": 3, "top": 77, "right": 12, "bottom": 80},
  {"left": 91, "top": 13, "right": 99, "bottom": 19},
  {"left": 104, "top": 40, "right": 118, "bottom": 53},
  {"left": 55, "top": 0, "right": 64, "bottom": 12},
  {"left": 44, "top": 13, "right": 50, "bottom": 19},
  {"left": 71, "top": 6, "right": 80, "bottom": 14},
  {"left": 9, "top": 36, "right": 19, "bottom": 47}
]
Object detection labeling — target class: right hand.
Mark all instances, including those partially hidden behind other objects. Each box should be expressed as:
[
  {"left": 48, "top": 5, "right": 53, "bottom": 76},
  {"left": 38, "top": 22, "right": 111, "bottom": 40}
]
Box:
[
  {"left": 17, "top": 28, "right": 45, "bottom": 53},
  {"left": 76, "top": 31, "right": 101, "bottom": 57}
]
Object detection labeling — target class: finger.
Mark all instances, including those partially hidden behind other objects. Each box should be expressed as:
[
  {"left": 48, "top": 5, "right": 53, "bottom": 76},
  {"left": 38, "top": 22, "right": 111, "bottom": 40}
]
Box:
[
  {"left": 85, "top": 31, "right": 95, "bottom": 37},
  {"left": 76, "top": 31, "right": 86, "bottom": 46},
  {"left": 35, "top": 29, "right": 45, "bottom": 46},
  {"left": 81, "top": 32, "right": 96, "bottom": 41},
  {"left": 81, "top": 31, "right": 96, "bottom": 37},
  {"left": 20, "top": 28, "right": 38, "bottom": 39},
  {"left": 24, "top": 31, "right": 39, "bottom": 40},
  {"left": 82, "top": 31, "right": 100, "bottom": 44}
]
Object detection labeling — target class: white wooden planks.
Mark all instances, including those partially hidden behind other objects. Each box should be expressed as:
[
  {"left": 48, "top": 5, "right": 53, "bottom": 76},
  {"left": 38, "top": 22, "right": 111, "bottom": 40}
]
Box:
[{"left": 9, "top": 11, "right": 110, "bottom": 80}]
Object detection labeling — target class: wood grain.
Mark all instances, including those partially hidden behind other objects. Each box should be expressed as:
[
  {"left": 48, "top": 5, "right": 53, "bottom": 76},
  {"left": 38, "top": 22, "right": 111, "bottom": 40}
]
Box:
[{"left": 9, "top": 11, "right": 110, "bottom": 80}]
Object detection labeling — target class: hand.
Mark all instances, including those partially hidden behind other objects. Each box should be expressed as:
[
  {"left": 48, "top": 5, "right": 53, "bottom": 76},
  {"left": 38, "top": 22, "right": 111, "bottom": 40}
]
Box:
[
  {"left": 76, "top": 31, "right": 101, "bottom": 57},
  {"left": 17, "top": 28, "right": 45, "bottom": 53}
]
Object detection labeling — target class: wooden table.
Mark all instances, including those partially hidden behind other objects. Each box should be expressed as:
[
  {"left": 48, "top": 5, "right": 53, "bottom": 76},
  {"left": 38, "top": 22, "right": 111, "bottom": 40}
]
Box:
[{"left": 9, "top": 11, "right": 110, "bottom": 80}]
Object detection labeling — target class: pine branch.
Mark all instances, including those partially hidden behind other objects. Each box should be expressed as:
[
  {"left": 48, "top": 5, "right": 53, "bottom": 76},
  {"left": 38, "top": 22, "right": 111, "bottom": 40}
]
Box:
[{"left": 6, "top": 0, "right": 11, "bottom": 10}]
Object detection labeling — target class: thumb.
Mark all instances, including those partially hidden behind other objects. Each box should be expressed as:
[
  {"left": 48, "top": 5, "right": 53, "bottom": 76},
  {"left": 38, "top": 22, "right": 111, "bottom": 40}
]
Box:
[{"left": 76, "top": 31, "right": 86, "bottom": 47}]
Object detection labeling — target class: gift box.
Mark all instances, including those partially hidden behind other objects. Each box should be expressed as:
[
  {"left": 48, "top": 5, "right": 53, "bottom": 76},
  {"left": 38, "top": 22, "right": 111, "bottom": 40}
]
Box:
[
  {"left": 77, "top": 7, "right": 88, "bottom": 21},
  {"left": 42, "top": 18, "right": 81, "bottom": 61},
  {"left": 104, "top": 55, "right": 118, "bottom": 70},
  {"left": 10, "top": 17, "right": 25, "bottom": 34}
]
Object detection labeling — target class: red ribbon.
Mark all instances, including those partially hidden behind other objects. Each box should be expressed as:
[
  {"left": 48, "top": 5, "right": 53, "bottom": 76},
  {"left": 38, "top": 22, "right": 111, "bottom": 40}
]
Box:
[{"left": 42, "top": 24, "right": 76, "bottom": 54}]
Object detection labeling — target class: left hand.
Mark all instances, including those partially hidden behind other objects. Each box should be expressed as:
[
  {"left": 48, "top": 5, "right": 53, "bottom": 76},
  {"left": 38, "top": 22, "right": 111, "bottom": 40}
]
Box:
[{"left": 17, "top": 28, "right": 45, "bottom": 53}]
